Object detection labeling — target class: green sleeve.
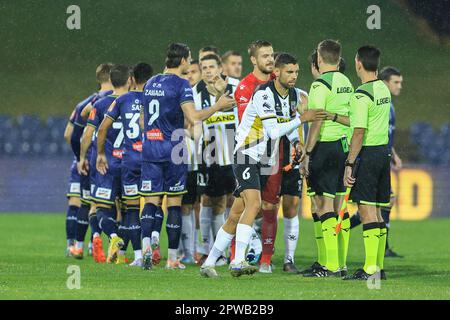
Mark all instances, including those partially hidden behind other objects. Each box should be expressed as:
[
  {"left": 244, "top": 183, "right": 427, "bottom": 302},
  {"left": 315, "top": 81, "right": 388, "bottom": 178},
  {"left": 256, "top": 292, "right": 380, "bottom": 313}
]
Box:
[
  {"left": 350, "top": 93, "right": 370, "bottom": 129},
  {"left": 308, "top": 81, "right": 329, "bottom": 110}
]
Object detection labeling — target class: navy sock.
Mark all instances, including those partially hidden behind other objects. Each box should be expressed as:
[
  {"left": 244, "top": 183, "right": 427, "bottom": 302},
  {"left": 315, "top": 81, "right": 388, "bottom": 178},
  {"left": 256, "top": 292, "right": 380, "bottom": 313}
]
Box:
[
  {"left": 153, "top": 206, "right": 164, "bottom": 234},
  {"left": 128, "top": 206, "right": 142, "bottom": 251},
  {"left": 141, "top": 203, "right": 157, "bottom": 239},
  {"left": 76, "top": 204, "right": 90, "bottom": 242},
  {"left": 166, "top": 206, "right": 182, "bottom": 250},
  {"left": 89, "top": 214, "right": 102, "bottom": 235},
  {"left": 118, "top": 214, "right": 130, "bottom": 252},
  {"left": 350, "top": 211, "right": 362, "bottom": 229},
  {"left": 96, "top": 207, "right": 118, "bottom": 238},
  {"left": 66, "top": 205, "right": 79, "bottom": 240}
]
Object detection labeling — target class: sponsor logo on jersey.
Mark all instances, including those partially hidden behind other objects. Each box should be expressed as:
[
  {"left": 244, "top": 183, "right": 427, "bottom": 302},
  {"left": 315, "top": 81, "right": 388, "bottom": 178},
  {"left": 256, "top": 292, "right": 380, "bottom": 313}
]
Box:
[
  {"left": 70, "top": 183, "right": 81, "bottom": 193},
  {"left": 239, "top": 96, "right": 248, "bottom": 102},
  {"left": 146, "top": 129, "right": 164, "bottom": 141},
  {"left": 95, "top": 187, "right": 112, "bottom": 200},
  {"left": 337, "top": 87, "right": 353, "bottom": 94},
  {"left": 112, "top": 149, "right": 123, "bottom": 159},
  {"left": 132, "top": 141, "right": 143, "bottom": 152},
  {"left": 239, "top": 85, "right": 245, "bottom": 90},
  {"left": 141, "top": 180, "right": 152, "bottom": 191},
  {"left": 277, "top": 117, "right": 291, "bottom": 123},
  {"left": 377, "top": 97, "right": 391, "bottom": 105},
  {"left": 152, "top": 83, "right": 162, "bottom": 88},
  {"left": 82, "top": 190, "right": 90, "bottom": 199},
  {"left": 169, "top": 181, "right": 185, "bottom": 192},
  {"left": 205, "top": 114, "right": 236, "bottom": 125},
  {"left": 262, "top": 102, "right": 272, "bottom": 113},
  {"left": 124, "top": 184, "right": 138, "bottom": 196}
]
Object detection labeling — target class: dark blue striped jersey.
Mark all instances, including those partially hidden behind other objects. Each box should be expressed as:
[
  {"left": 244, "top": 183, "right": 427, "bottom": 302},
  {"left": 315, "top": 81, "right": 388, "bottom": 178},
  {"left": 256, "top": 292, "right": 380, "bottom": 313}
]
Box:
[
  {"left": 142, "top": 74, "right": 194, "bottom": 162},
  {"left": 106, "top": 90, "right": 143, "bottom": 166},
  {"left": 87, "top": 95, "right": 123, "bottom": 171}
]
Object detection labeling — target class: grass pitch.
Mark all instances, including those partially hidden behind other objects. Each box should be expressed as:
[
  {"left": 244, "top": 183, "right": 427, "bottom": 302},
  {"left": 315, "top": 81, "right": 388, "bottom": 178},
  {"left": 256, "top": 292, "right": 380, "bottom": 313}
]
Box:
[{"left": 1, "top": 214, "right": 449, "bottom": 300}]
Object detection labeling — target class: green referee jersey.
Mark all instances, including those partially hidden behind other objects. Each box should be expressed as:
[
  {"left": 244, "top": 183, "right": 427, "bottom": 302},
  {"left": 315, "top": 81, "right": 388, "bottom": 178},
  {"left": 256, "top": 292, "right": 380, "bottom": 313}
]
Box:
[
  {"left": 349, "top": 79, "right": 391, "bottom": 146},
  {"left": 308, "top": 70, "right": 354, "bottom": 141}
]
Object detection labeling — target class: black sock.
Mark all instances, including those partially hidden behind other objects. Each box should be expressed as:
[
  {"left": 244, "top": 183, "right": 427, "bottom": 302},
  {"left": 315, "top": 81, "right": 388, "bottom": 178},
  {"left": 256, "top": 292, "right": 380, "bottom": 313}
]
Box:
[
  {"left": 76, "top": 204, "right": 90, "bottom": 242},
  {"left": 141, "top": 203, "right": 157, "bottom": 239},
  {"left": 66, "top": 205, "right": 79, "bottom": 241},
  {"left": 350, "top": 211, "right": 362, "bottom": 229},
  {"left": 127, "top": 206, "right": 142, "bottom": 251},
  {"left": 153, "top": 206, "right": 164, "bottom": 235},
  {"left": 166, "top": 206, "right": 182, "bottom": 250},
  {"left": 89, "top": 214, "right": 101, "bottom": 235},
  {"left": 96, "top": 207, "right": 118, "bottom": 238}
]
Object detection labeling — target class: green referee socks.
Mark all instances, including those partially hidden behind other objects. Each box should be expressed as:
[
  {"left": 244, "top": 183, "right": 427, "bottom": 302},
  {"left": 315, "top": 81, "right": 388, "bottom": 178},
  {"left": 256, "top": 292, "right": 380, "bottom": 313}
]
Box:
[
  {"left": 338, "top": 212, "right": 351, "bottom": 269},
  {"left": 312, "top": 213, "right": 327, "bottom": 266},
  {"left": 363, "top": 223, "right": 381, "bottom": 275},
  {"left": 320, "top": 212, "right": 339, "bottom": 272},
  {"left": 377, "top": 222, "right": 388, "bottom": 270}
]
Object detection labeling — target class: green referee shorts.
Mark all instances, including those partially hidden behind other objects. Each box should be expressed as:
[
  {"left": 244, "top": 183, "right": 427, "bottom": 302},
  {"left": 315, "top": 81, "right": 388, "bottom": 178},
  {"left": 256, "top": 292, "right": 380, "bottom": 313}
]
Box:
[
  {"left": 308, "top": 139, "right": 347, "bottom": 198},
  {"left": 349, "top": 145, "right": 391, "bottom": 207}
]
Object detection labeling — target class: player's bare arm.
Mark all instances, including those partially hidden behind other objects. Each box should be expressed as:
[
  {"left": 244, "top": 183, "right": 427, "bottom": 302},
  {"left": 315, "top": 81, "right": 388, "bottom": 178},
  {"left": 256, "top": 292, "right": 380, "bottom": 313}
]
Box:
[
  {"left": 63, "top": 122, "right": 74, "bottom": 145},
  {"left": 80, "top": 102, "right": 93, "bottom": 121},
  {"left": 96, "top": 113, "right": 115, "bottom": 175},
  {"left": 343, "top": 127, "right": 365, "bottom": 187},
  {"left": 391, "top": 147, "right": 402, "bottom": 171},
  {"left": 181, "top": 92, "right": 235, "bottom": 124},
  {"left": 78, "top": 125, "right": 95, "bottom": 176}
]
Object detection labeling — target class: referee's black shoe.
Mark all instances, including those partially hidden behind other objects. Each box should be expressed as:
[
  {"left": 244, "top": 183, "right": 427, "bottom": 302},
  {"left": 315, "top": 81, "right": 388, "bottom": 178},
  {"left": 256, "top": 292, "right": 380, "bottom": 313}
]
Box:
[
  {"left": 343, "top": 268, "right": 373, "bottom": 280},
  {"left": 380, "top": 269, "right": 387, "bottom": 280},
  {"left": 302, "top": 266, "right": 341, "bottom": 278},
  {"left": 283, "top": 258, "right": 300, "bottom": 274},
  {"left": 298, "top": 261, "right": 322, "bottom": 275}
]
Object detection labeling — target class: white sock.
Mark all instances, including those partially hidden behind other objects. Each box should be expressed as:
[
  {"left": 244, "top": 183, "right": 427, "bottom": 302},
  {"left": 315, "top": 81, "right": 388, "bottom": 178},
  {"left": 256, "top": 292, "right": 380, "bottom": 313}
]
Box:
[
  {"left": 235, "top": 224, "right": 253, "bottom": 263},
  {"left": 283, "top": 216, "right": 299, "bottom": 263},
  {"left": 190, "top": 209, "right": 196, "bottom": 255},
  {"left": 204, "top": 227, "right": 234, "bottom": 267},
  {"left": 253, "top": 217, "right": 263, "bottom": 235},
  {"left": 182, "top": 212, "right": 194, "bottom": 258},
  {"left": 151, "top": 231, "right": 160, "bottom": 244},
  {"left": 134, "top": 250, "right": 142, "bottom": 260},
  {"left": 211, "top": 212, "right": 225, "bottom": 239},
  {"left": 76, "top": 241, "right": 84, "bottom": 250},
  {"left": 194, "top": 228, "right": 199, "bottom": 254},
  {"left": 142, "top": 237, "right": 151, "bottom": 250},
  {"left": 248, "top": 229, "right": 262, "bottom": 255},
  {"left": 199, "top": 206, "right": 213, "bottom": 255},
  {"left": 168, "top": 248, "right": 178, "bottom": 261},
  {"left": 224, "top": 207, "right": 231, "bottom": 220}
]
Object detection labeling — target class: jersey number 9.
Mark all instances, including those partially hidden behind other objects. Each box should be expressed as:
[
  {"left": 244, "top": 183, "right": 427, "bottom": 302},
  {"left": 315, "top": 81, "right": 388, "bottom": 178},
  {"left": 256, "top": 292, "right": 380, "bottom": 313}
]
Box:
[{"left": 148, "top": 100, "right": 160, "bottom": 126}]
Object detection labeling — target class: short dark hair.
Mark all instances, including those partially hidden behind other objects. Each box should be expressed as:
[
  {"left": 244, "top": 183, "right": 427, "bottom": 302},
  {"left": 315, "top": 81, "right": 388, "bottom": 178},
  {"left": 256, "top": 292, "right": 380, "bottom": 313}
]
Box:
[
  {"left": 379, "top": 66, "right": 401, "bottom": 81},
  {"left": 356, "top": 45, "right": 381, "bottom": 72},
  {"left": 190, "top": 59, "right": 199, "bottom": 66},
  {"left": 275, "top": 52, "right": 298, "bottom": 68},
  {"left": 133, "top": 62, "right": 153, "bottom": 84},
  {"left": 165, "top": 43, "right": 191, "bottom": 68},
  {"left": 221, "top": 50, "right": 241, "bottom": 63},
  {"left": 248, "top": 40, "right": 272, "bottom": 57},
  {"left": 338, "top": 57, "right": 346, "bottom": 73},
  {"left": 110, "top": 64, "right": 130, "bottom": 87},
  {"left": 199, "top": 46, "right": 219, "bottom": 55},
  {"left": 200, "top": 54, "right": 221, "bottom": 66},
  {"left": 96, "top": 63, "right": 114, "bottom": 84},
  {"left": 309, "top": 49, "right": 319, "bottom": 72},
  {"left": 318, "top": 39, "right": 341, "bottom": 65}
]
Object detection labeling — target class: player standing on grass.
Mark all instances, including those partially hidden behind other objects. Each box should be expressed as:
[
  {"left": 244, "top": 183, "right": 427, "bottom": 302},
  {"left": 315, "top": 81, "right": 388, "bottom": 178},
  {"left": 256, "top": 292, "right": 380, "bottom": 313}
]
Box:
[
  {"left": 343, "top": 46, "right": 391, "bottom": 280},
  {"left": 65, "top": 64, "right": 114, "bottom": 258},
  {"left": 194, "top": 54, "right": 239, "bottom": 266},
  {"left": 349, "top": 66, "right": 404, "bottom": 258},
  {"left": 79, "top": 65, "right": 131, "bottom": 264},
  {"left": 302, "top": 40, "right": 354, "bottom": 278},
  {"left": 200, "top": 53, "right": 326, "bottom": 278},
  {"left": 96, "top": 63, "right": 154, "bottom": 267},
  {"left": 138, "top": 43, "right": 235, "bottom": 270}
]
